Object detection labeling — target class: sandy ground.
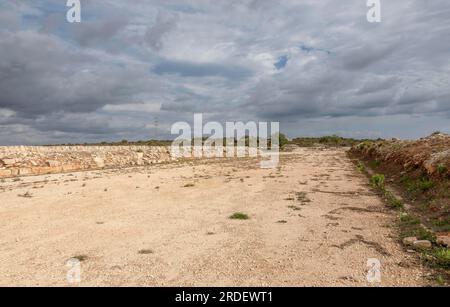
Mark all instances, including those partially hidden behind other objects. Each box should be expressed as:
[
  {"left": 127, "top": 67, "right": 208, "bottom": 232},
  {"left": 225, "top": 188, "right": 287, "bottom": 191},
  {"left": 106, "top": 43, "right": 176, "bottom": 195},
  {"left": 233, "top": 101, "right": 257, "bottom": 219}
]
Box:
[{"left": 0, "top": 148, "right": 429, "bottom": 286}]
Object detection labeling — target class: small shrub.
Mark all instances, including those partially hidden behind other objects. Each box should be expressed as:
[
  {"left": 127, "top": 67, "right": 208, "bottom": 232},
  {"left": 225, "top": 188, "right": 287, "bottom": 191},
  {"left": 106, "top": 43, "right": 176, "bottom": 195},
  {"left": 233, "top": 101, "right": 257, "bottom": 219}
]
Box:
[
  {"left": 369, "top": 160, "right": 381, "bottom": 168},
  {"left": 430, "top": 248, "right": 450, "bottom": 269},
  {"left": 229, "top": 212, "right": 249, "bottom": 220},
  {"left": 406, "top": 177, "right": 434, "bottom": 193},
  {"left": 384, "top": 191, "right": 404, "bottom": 209},
  {"left": 268, "top": 133, "right": 289, "bottom": 148},
  {"left": 370, "top": 174, "right": 385, "bottom": 190},
  {"left": 437, "top": 164, "right": 447, "bottom": 175},
  {"left": 432, "top": 218, "right": 450, "bottom": 232},
  {"left": 319, "top": 135, "right": 342, "bottom": 146},
  {"left": 418, "top": 178, "right": 434, "bottom": 191},
  {"left": 400, "top": 214, "right": 420, "bottom": 225},
  {"left": 399, "top": 214, "right": 435, "bottom": 242},
  {"left": 356, "top": 162, "right": 366, "bottom": 173}
]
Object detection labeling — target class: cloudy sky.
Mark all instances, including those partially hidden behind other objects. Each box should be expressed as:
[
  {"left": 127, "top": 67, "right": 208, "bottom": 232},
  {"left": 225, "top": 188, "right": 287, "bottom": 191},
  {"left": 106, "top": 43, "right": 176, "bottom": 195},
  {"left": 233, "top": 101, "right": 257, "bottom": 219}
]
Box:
[{"left": 0, "top": 0, "right": 449, "bottom": 145}]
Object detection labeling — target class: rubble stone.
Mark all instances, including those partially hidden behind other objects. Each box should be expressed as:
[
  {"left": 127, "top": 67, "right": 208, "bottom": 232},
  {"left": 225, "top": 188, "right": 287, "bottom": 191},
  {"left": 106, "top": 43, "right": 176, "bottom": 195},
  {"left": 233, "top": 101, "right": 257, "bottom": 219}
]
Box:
[
  {"left": 0, "top": 146, "right": 174, "bottom": 178},
  {"left": 1, "top": 158, "right": 17, "bottom": 165},
  {"left": 0, "top": 169, "right": 12, "bottom": 177},
  {"left": 436, "top": 236, "right": 450, "bottom": 247},
  {"left": 402, "top": 237, "right": 417, "bottom": 246},
  {"left": 412, "top": 240, "right": 432, "bottom": 249}
]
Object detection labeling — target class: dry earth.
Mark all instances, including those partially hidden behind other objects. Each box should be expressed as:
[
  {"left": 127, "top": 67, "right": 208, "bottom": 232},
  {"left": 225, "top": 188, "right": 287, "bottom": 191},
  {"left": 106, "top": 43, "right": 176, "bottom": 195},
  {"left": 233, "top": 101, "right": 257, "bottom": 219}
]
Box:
[{"left": 0, "top": 148, "right": 429, "bottom": 286}]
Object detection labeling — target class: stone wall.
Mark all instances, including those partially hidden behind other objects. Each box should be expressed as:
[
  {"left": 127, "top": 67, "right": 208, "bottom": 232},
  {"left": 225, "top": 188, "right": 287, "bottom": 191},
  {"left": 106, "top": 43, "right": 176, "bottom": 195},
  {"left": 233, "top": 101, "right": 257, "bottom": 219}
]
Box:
[{"left": 0, "top": 146, "right": 173, "bottom": 178}]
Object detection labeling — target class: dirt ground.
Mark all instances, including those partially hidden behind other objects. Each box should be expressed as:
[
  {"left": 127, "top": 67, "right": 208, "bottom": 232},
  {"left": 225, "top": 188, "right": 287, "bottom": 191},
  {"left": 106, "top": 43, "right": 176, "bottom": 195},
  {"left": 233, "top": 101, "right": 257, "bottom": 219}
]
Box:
[{"left": 0, "top": 148, "right": 429, "bottom": 286}]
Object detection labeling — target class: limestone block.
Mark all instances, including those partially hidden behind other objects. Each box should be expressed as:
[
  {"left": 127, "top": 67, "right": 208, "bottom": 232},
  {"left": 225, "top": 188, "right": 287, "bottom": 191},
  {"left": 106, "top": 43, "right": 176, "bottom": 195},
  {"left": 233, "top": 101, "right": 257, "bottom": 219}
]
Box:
[{"left": 0, "top": 169, "right": 12, "bottom": 177}]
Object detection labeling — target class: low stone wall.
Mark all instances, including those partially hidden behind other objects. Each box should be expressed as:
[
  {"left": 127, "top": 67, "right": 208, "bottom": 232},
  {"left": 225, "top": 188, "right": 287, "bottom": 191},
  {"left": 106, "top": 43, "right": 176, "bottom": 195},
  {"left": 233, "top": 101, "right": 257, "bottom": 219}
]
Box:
[{"left": 0, "top": 146, "right": 173, "bottom": 178}]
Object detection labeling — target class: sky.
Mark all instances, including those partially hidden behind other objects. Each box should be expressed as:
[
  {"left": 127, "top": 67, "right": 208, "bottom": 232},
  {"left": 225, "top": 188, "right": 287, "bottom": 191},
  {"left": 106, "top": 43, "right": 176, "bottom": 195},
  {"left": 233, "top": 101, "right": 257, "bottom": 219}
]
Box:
[{"left": 0, "top": 0, "right": 449, "bottom": 145}]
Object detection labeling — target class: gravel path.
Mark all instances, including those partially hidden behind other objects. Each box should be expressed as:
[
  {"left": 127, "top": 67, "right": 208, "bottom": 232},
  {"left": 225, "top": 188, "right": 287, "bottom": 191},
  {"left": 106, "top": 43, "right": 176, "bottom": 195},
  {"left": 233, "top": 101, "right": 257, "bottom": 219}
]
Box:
[{"left": 0, "top": 148, "right": 428, "bottom": 286}]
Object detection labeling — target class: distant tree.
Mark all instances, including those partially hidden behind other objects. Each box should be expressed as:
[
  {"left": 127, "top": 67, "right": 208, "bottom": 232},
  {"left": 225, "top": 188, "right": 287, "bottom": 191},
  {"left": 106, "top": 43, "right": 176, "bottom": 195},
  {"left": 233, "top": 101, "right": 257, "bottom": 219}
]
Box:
[{"left": 271, "top": 133, "right": 289, "bottom": 148}]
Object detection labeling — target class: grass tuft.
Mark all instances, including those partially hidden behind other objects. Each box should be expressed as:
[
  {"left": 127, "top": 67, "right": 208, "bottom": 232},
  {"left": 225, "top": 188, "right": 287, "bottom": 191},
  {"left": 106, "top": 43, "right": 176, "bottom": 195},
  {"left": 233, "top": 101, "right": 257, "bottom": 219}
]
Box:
[
  {"left": 399, "top": 213, "right": 435, "bottom": 242},
  {"left": 356, "top": 162, "right": 366, "bottom": 173},
  {"left": 402, "top": 176, "right": 434, "bottom": 193},
  {"left": 430, "top": 248, "right": 450, "bottom": 269},
  {"left": 384, "top": 190, "right": 404, "bottom": 209},
  {"left": 437, "top": 164, "right": 447, "bottom": 175},
  {"left": 72, "top": 255, "right": 88, "bottom": 262},
  {"left": 229, "top": 212, "right": 249, "bottom": 220},
  {"left": 370, "top": 174, "right": 385, "bottom": 190},
  {"left": 138, "top": 249, "right": 154, "bottom": 255}
]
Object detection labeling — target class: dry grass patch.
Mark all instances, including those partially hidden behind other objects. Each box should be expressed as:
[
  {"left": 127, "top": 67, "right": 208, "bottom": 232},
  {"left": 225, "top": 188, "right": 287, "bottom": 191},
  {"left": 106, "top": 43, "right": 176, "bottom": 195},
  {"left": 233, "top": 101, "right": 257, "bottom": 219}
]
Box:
[{"left": 229, "top": 212, "right": 249, "bottom": 220}]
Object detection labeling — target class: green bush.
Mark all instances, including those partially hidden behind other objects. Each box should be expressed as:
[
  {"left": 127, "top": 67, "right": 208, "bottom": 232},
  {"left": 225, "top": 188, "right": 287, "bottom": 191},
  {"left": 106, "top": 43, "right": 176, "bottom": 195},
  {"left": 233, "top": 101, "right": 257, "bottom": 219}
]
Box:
[
  {"left": 431, "top": 248, "right": 450, "bottom": 269},
  {"left": 370, "top": 174, "right": 385, "bottom": 190},
  {"left": 405, "top": 177, "right": 434, "bottom": 193},
  {"left": 278, "top": 133, "right": 289, "bottom": 148},
  {"left": 356, "top": 162, "right": 366, "bottom": 172},
  {"left": 319, "top": 135, "right": 341, "bottom": 145}
]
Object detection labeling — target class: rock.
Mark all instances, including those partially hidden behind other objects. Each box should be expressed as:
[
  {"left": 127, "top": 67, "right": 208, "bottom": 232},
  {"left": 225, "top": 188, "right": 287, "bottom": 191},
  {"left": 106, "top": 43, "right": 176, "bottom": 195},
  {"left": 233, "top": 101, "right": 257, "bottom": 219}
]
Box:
[
  {"left": 93, "top": 157, "right": 105, "bottom": 168},
  {"left": 19, "top": 168, "right": 31, "bottom": 176},
  {"left": 62, "top": 164, "right": 79, "bottom": 171},
  {"left": 413, "top": 240, "right": 432, "bottom": 249},
  {"left": 423, "top": 160, "right": 436, "bottom": 175},
  {"left": 46, "top": 160, "right": 60, "bottom": 167},
  {"left": 1, "top": 158, "right": 17, "bottom": 165},
  {"left": 0, "top": 169, "right": 12, "bottom": 177},
  {"left": 436, "top": 236, "right": 450, "bottom": 247},
  {"left": 136, "top": 152, "right": 144, "bottom": 165},
  {"left": 0, "top": 146, "right": 174, "bottom": 178},
  {"left": 402, "top": 237, "right": 417, "bottom": 246},
  {"left": 397, "top": 260, "right": 412, "bottom": 268}
]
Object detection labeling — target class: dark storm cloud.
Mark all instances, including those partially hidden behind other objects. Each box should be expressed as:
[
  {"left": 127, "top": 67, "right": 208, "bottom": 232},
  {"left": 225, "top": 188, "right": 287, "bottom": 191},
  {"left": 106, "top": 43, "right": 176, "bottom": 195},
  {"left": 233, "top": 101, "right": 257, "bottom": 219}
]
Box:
[{"left": 0, "top": 31, "right": 162, "bottom": 117}]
